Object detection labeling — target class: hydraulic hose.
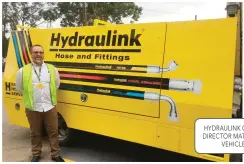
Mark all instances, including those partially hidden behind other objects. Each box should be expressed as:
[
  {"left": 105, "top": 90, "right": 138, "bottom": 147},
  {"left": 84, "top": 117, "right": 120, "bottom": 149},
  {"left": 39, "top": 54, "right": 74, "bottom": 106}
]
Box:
[
  {"left": 144, "top": 92, "right": 179, "bottom": 122},
  {"left": 168, "top": 79, "right": 202, "bottom": 94},
  {"left": 160, "top": 95, "right": 178, "bottom": 122},
  {"left": 147, "top": 60, "right": 178, "bottom": 73},
  {"left": 162, "top": 60, "right": 178, "bottom": 72}
]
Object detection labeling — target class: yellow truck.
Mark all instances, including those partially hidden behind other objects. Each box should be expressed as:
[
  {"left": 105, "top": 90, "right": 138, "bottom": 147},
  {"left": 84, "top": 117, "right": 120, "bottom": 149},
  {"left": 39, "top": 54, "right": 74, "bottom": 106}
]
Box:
[{"left": 3, "top": 16, "right": 241, "bottom": 162}]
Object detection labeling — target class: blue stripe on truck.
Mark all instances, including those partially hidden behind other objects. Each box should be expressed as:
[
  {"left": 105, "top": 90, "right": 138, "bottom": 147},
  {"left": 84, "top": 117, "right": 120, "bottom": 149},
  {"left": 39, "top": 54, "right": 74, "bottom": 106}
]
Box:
[{"left": 11, "top": 32, "right": 23, "bottom": 68}]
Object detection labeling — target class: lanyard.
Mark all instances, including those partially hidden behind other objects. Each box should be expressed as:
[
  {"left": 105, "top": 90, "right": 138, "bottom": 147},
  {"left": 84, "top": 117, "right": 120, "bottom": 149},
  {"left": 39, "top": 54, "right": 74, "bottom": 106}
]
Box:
[{"left": 32, "top": 64, "right": 42, "bottom": 82}]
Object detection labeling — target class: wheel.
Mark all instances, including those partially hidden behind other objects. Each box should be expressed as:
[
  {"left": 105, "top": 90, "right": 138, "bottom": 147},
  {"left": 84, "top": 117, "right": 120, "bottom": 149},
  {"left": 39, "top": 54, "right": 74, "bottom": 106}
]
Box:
[
  {"left": 58, "top": 114, "right": 74, "bottom": 146},
  {"left": 230, "top": 154, "right": 242, "bottom": 162}
]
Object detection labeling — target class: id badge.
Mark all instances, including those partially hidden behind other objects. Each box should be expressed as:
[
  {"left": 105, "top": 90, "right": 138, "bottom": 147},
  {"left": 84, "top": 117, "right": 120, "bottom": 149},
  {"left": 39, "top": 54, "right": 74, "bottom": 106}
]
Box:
[{"left": 36, "top": 83, "right": 44, "bottom": 89}]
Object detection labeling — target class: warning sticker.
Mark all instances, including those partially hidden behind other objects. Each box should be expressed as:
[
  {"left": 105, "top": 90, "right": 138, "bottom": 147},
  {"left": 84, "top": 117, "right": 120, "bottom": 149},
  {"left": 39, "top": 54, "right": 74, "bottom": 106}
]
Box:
[{"left": 195, "top": 119, "right": 244, "bottom": 154}]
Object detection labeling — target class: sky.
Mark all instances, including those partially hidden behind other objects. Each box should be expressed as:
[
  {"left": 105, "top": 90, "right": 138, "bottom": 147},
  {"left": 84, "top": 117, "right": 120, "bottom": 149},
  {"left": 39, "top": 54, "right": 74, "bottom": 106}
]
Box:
[
  {"left": 41, "top": 2, "right": 227, "bottom": 28},
  {"left": 131, "top": 2, "right": 227, "bottom": 22},
  {"left": 4, "top": 2, "right": 228, "bottom": 34}
]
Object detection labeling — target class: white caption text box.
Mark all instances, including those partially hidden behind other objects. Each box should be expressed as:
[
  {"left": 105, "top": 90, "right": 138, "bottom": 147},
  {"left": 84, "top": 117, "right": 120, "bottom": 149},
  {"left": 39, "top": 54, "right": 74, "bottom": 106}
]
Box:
[{"left": 195, "top": 119, "right": 244, "bottom": 154}]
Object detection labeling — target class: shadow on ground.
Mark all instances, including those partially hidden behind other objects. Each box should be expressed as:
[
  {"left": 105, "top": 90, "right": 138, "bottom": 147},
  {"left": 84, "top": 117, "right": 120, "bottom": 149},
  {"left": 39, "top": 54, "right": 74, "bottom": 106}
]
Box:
[{"left": 60, "top": 129, "right": 209, "bottom": 162}]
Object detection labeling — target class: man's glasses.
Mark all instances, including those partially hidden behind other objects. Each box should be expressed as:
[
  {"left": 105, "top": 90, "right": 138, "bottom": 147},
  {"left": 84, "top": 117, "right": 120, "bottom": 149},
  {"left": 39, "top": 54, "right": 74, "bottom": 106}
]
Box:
[{"left": 33, "top": 51, "right": 44, "bottom": 55}]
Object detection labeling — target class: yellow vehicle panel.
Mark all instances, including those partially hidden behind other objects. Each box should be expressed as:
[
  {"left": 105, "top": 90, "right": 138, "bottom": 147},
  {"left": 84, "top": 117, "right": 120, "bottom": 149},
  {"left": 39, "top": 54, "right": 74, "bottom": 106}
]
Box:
[
  {"left": 30, "top": 23, "right": 167, "bottom": 117},
  {"left": 161, "top": 18, "right": 237, "bottom": 129},
  {"left": 3, "top": 17, "right": 237, "bottom": 162}
]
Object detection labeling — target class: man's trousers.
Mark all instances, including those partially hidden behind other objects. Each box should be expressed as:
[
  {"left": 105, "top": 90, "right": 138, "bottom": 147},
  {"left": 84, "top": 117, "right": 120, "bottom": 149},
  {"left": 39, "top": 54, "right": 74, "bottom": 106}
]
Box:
[{"left": 25, "top": 107, "right": 60, "bottom": 157}]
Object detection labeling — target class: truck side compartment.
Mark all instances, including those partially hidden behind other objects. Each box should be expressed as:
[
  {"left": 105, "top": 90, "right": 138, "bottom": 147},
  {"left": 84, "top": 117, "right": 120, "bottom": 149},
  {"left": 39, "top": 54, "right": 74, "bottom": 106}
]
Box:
[{"left": 3, "top": 17, "right": 237, "bottom": 162}]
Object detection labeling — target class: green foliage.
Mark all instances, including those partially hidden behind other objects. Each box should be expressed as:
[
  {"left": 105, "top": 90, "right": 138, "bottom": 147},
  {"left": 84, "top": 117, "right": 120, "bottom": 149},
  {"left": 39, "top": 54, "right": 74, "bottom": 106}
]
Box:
[
  {"left": 3, "top": 2, "right": 45, "bottom": 30},
  {"left": 58, "top": 2, "right": 85, "bottom": 27},
  {"left": 41, "top": 2, "right": 143, "bottom": 27},
  {"left": 2, "top": 2, "right": 142, "bottom": 57},
  {"left": 2, "top": 2, "right": 45, "bottom": 57},
  {"left": 38, "top": 2, "right": 60, "bottom": 27}
]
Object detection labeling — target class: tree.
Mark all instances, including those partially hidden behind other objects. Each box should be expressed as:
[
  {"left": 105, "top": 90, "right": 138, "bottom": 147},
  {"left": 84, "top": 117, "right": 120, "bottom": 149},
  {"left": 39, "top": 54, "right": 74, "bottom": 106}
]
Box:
[
  {"left": 2, "top": 2, "right": 11, "bottom": 58},
  {"left": 2, "top": 2, "right": 48, "bottom": 58},
  {"left": 2, "top": 3, "right": 10, "bottom": 35},
  {"left": 3, "top": 2, "right": 46, "bottom": 30},
  {"left": 41, "top": 2, "right": 143, "bottom": 27},
  {"left": 2, "top": 35, "right": 9, "bottom": 58},
  {"left": 38, "top": 2, "right": 60, "bottom": 28}
]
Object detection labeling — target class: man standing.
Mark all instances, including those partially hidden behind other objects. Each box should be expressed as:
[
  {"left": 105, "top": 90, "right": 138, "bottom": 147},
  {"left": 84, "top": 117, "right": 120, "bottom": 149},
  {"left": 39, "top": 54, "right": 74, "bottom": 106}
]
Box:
[{"left": 16, "top": 45, "right": 64, "bottom": 162}]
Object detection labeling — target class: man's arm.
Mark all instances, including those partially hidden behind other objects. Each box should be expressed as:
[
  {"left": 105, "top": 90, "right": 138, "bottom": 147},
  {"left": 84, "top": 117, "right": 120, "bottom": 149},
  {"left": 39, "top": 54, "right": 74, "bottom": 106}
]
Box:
[
  {"left": 15, "top": 68, "right": 23, "bottom": 93},
  {"left": 55, "top": 67, "right": 60, "bottom": 89}
]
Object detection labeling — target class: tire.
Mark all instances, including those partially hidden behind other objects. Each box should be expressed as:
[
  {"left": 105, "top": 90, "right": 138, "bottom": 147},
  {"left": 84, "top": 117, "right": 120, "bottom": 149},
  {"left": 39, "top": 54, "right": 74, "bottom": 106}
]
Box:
[
  {"left": 230, "top": 154, "right": 242, "bottom": 162},
  {"left": 58, "top": 114, "right": 74, "bottom": 146}
]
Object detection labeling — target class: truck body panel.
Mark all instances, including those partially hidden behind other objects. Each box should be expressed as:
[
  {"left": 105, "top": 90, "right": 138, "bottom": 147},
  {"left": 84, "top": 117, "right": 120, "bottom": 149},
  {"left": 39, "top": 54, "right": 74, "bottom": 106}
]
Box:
[{"left": 3, "top": 17, "right": 237, "bottom": 162}]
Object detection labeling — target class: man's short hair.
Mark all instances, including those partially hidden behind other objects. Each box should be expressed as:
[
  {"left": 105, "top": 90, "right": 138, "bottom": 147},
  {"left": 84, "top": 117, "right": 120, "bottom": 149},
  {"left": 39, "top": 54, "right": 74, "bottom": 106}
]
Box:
[{"left": 30, "top": 44, "right": 44, "bottom": 53}]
